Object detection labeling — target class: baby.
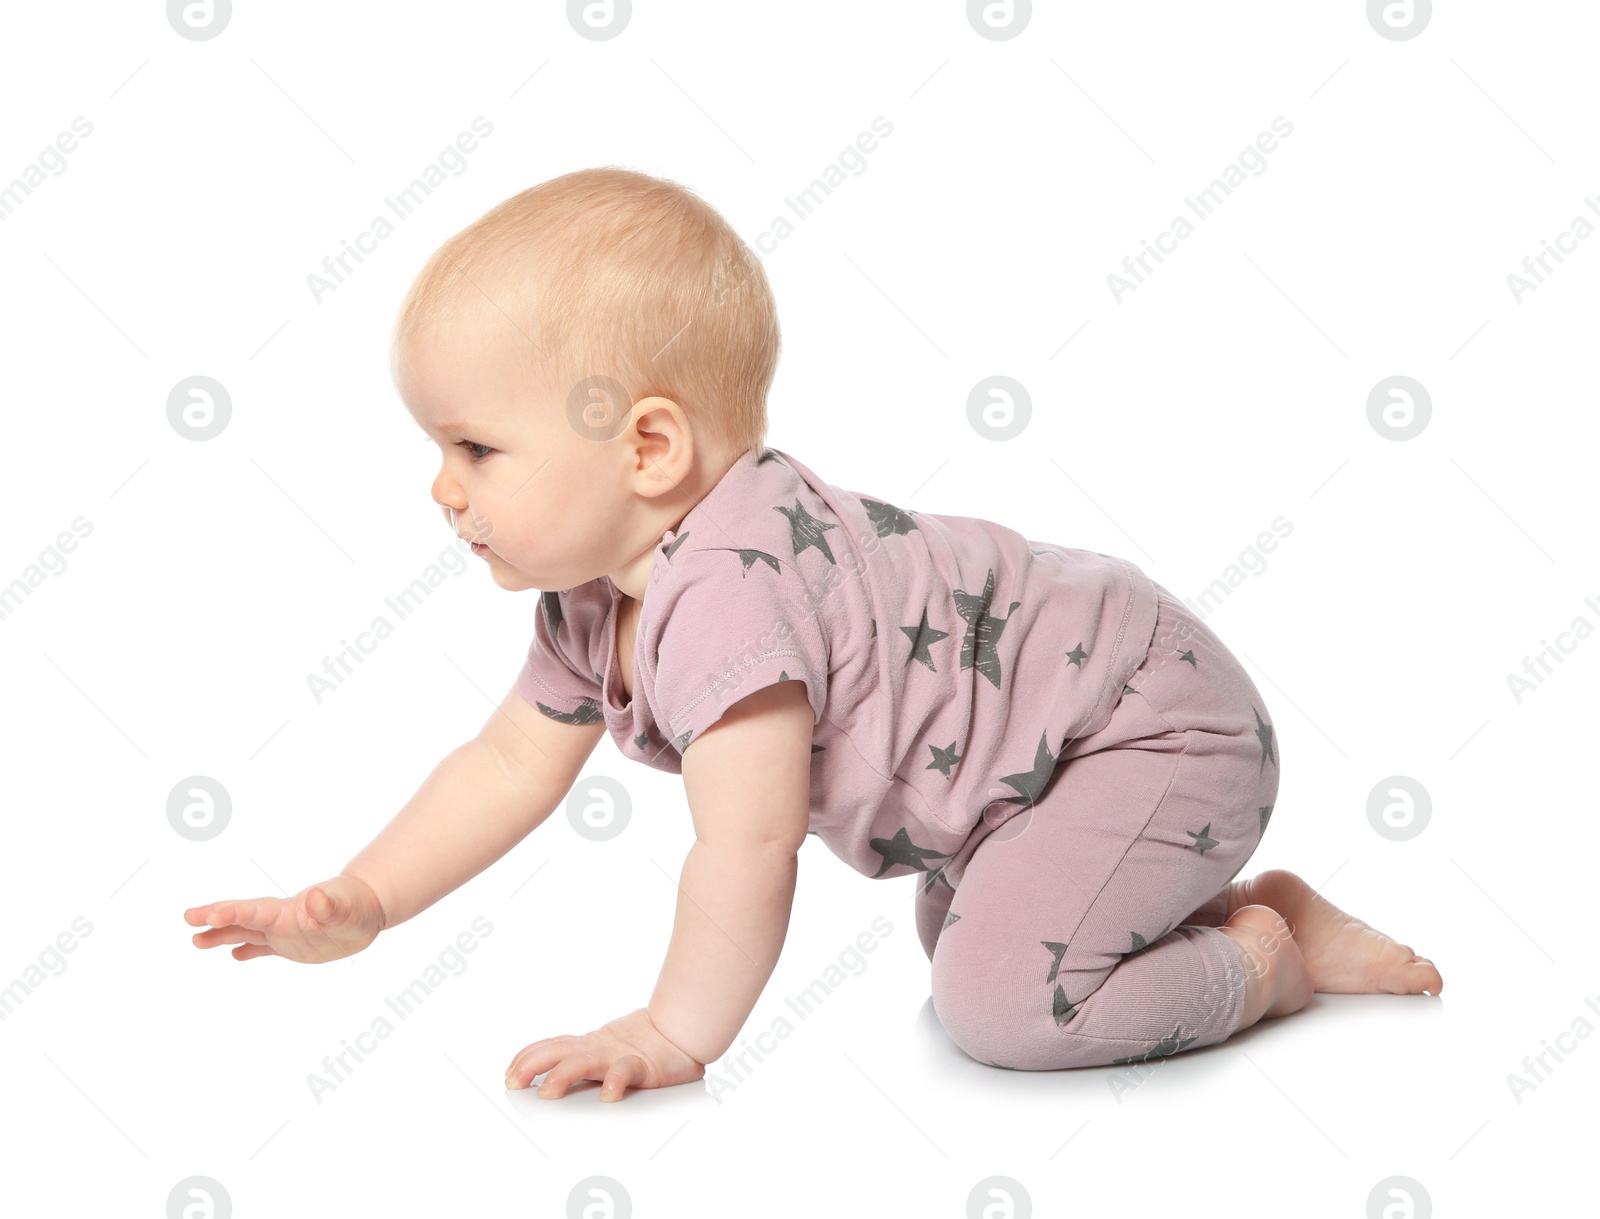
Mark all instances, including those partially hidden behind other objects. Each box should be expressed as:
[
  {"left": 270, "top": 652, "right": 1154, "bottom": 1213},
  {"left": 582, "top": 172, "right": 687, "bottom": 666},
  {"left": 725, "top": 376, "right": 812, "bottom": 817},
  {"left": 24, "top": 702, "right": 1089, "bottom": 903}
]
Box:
[{"left": 185, "top": 166, "right": 1442, "bottom": 1099}]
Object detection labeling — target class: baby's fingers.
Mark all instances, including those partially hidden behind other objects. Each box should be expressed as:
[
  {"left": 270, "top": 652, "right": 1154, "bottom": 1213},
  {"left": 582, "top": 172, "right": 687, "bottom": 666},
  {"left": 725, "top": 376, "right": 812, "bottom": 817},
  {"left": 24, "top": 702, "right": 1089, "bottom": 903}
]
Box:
[
  {"left": 535, "top": 1051, "right": 598, "bottom": 1100},
  {"left": 231, "top": 944, "right": 279, "bottom": 961},
  {"left": 189, "top": 899, "right": 278, "bottom": 931},
  {"left": 506, "top": 1037, "right": 580, "bottom": 1088},
  {"left": 185, "top": 903, "right": 233, "bottom": 928},
  {"left": 600, "top": 1054, "right": 647, "bottom": 1102},
  {"left": 191, "top": 925, "right": 269, "bottom": 950}
]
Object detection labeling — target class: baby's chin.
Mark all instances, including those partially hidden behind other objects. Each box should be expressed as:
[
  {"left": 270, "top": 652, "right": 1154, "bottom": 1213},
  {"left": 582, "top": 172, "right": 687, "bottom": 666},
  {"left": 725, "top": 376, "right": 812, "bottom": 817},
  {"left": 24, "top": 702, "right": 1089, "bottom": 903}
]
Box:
[
  {"left": 483, "top": 560, "right": 539, "bottom": 592},
  {"left": 489, "top": 554, "right": 610, "bottom": 592}
]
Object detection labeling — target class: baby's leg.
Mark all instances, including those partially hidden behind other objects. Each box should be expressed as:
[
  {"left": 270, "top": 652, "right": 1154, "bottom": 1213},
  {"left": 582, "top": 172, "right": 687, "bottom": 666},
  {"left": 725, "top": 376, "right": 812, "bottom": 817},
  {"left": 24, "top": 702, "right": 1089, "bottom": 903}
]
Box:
[
  {"left": 1176, "top": 885, "right": 1231, "bottom": 927},
  {"left": 930, "top": 733, "right": 1276, "bottom": 1070},
  {"left": 915, "top": 877, "right": 956, "bottom": 961}
]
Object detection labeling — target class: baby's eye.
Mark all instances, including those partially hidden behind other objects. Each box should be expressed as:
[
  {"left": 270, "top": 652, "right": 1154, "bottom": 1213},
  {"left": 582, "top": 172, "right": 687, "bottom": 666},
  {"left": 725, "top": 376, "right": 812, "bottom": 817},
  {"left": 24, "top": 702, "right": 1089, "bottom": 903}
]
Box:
[{"left": 456, "top": 440, "right": 494, "bottom": 461}]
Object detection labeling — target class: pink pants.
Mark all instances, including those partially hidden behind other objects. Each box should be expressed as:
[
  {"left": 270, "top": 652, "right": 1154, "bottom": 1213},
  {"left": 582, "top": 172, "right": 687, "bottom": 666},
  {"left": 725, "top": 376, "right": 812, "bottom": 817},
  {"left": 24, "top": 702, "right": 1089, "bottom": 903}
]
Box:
[{"left": 919, "top": 581, "right": 1280, "bottom": 1069}]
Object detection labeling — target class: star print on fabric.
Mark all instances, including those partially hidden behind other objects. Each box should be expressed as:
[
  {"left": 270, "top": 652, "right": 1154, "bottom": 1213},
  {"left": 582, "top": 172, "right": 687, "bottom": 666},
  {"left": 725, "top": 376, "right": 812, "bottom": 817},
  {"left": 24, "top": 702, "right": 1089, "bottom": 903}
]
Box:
[
  {"left": 633, "top": 732, "right": 649, "bottom": 750},
  {"left": 922, "top": 864, "right": 957, "bottom": 895},
  {"left": 1253, "top": 706, "right": 1277, "bottom": 774},
  {"left": 859, "top": 497, "right": 918, "bottom": 537},
  {"left": 775, "top": 498, "right": 838, "bottom": 564},
  {"left": 901, "top": 608, "right": 950, "bottom": 671},
  {"left": 663, "top": 531, "right": 691, "bottom": 560},
  {"left": 1042, "top": 940, "right": 1069, "bottom": 983},
  {"left": 539, "top": 589, "right": 564, "bottom": 637},
  {"left": 995, "top": 730, "right": 1067, "bottom": 807},
  {"left": 704, "top": 547, "right": 782, "bottom": 576},
  {"left": 942, "top": 910, "right": 961, "bottom": 932},
  {"left": 1178, "top": 649, "right": 1198, "bottom": 668},
  {"left": 1259, "top": 805, "right": 1274, "bottom": 836},
  {"left": 1186, "top": 823, "right": 1219, "bottom": 854},
  {"left": 536, "top": 697, "right": 604, "bottom": 725},
  {"left": 756, "top": 448, "right": 782, "bottom": 465},
  {"left": 812, "top": 743, "right": 826, "bottom": 753},
  {"left": 1129, "top": 922, "right": 1172, "bottom": 953},
  {"left": 673, "top": 728, "right": 693, "bottom": 751},
  {"left": 868, "top": 826, "right": 952, "bottom": 879},
  {"left": 1065, "top": 642, "right": 1088, "bottom": 668},
  {"left": 593, "top": 671, "right": 603, "bottom": 684},
  {"left": 1110, "top": 1025, "right": 1198, "bottom": 1064},
  {"left": 1123, "top": 684, "right": 1137, "bottom": 696},
  {"left": 869, "top": 618, "right": 877, "bottom": 638},
  {"left": 1052, "top": 985, "right": 1080, "bottom": 1026},
  {"left": 925, "top": 740, "right": 962, "bottom": 779},
  {"left": 954, "top": 568, "right": 1021, "bottom": 689}
]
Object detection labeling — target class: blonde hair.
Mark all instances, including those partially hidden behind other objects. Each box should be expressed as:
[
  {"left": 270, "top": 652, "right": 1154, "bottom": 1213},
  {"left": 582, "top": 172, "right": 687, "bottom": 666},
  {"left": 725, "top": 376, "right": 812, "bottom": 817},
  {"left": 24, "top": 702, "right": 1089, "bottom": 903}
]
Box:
[{"left": 392, "top": 166, "right": 778, "bottom": 465}]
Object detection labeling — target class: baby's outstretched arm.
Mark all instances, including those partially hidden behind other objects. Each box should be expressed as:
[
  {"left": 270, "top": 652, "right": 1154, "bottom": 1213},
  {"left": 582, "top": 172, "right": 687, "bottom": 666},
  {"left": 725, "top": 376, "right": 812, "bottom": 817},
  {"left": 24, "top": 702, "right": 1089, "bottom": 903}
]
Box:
[
  {"left": 184, "top": 683, "right": 605, "bottom": 961},
  {"left": 504, "top": 678, "right": 814, "bottom": 1101}
]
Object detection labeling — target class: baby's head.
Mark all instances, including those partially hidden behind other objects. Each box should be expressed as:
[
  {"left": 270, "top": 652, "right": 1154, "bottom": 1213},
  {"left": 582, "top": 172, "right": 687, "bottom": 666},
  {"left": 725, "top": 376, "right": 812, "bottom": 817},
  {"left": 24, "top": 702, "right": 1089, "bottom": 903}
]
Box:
[{"left": 391, "top": 166, "right": 780, "bottom": 593}]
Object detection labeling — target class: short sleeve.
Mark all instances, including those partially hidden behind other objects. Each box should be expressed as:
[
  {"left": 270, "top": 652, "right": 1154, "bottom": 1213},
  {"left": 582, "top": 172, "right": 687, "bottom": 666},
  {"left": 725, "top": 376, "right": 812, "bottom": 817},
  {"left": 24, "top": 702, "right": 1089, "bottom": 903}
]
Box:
[
  {"left": 517, "top": 589, "right": 605, "bottom": 725},
  {"left": 650, "top": 548, "right": 830, "bottom": 754}
]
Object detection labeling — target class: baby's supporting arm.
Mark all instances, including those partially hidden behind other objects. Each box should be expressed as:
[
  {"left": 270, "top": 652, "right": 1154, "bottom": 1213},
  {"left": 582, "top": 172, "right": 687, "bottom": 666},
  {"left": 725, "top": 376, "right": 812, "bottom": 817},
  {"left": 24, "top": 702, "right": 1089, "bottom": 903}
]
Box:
[
  {"left": 504, "top": 677, "right": 814, "bottom": 1099},
  {"left": 649, "top": 678, "right": 814, "bottom": 1065}
]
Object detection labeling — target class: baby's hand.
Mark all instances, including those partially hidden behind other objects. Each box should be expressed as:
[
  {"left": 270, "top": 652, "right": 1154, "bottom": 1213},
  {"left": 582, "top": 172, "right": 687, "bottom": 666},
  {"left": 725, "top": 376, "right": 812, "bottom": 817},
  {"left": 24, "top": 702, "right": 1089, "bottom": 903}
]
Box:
[
  {"left": 506, "top": 1007, "right": 705, "bottom": 1102},
  {"left": 184, "top": 874, "right": 386, "bottom": 964}
]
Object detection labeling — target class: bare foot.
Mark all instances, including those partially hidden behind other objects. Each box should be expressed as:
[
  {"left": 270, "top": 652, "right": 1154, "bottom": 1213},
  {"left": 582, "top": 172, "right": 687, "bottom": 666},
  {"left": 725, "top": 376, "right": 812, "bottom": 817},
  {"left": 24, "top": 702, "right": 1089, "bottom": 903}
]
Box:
[
  {"left": 1220, "top": 904, "right": 1314, "bottom": 1028},
  {"left": 1234, "top": 869, "right": 1443, "bottom": 997}
]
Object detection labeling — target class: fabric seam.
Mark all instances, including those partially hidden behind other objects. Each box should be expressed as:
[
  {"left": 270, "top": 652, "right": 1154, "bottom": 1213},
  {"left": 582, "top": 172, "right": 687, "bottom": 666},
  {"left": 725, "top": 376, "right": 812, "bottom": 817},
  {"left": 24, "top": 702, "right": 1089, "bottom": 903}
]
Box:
[
  {"left": 1085, "top": 563, "right": 1141, "bottom": 727},
  {"left": 1059, "top": 725, "right": 1191, "bottom": 952},
  {"left": 672, "top": 648, "right": 806, "bottom": 724},
  {"left": 525, "top": 670, "right": 598, "bottom": 702}
]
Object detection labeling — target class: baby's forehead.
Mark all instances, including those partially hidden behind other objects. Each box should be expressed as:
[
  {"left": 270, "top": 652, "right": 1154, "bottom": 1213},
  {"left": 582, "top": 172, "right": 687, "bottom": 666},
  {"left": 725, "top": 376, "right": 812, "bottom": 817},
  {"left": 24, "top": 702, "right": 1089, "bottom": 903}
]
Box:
[
  {"left": 399, "top": 293, "right": 558, "bottom": 375},
  {"left": 398, "top": 250, "right": 631, "bottom": 413},
  {"left": 397, "top": 335, "right": 561, "bottom": 431}
]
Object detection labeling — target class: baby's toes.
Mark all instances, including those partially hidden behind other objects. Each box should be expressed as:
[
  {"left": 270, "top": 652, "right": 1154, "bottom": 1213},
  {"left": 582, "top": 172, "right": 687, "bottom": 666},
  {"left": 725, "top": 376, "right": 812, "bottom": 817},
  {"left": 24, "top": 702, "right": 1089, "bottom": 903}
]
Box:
[
  {"left": 1388, "top": 954, "right": 1442, "bottom": 996},
  {"left": 1414, "top": 957, "right": 1442, "bottom": 995}
]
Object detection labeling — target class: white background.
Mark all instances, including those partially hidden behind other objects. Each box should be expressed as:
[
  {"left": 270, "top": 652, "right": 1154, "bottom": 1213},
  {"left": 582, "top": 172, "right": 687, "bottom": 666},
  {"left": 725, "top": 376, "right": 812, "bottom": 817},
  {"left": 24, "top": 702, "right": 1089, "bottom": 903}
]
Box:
[{"left": 1, "top": 1, "right": 1592, "bottom": 1215}]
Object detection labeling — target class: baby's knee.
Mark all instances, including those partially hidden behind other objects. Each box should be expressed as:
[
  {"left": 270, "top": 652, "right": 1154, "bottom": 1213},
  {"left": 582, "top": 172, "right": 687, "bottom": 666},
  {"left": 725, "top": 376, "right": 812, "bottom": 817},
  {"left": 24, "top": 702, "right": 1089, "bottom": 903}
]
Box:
[{"left": 930, "top": 953, "right": 1109, "bottom": 1069}]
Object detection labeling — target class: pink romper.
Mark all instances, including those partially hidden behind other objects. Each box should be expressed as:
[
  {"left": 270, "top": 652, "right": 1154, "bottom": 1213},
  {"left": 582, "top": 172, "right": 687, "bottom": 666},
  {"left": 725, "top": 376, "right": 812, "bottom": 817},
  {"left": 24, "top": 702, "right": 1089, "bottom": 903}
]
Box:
[{"left": 518, "top": 446, "right": 1278, "bottom": 1069}]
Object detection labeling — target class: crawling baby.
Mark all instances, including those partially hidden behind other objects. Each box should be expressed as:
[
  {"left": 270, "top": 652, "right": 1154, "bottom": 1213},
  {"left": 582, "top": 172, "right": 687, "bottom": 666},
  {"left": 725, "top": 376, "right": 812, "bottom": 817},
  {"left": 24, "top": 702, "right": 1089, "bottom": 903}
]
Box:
[{"left": 185, "top": 166, "right": 1442, "bottom": 1100}]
